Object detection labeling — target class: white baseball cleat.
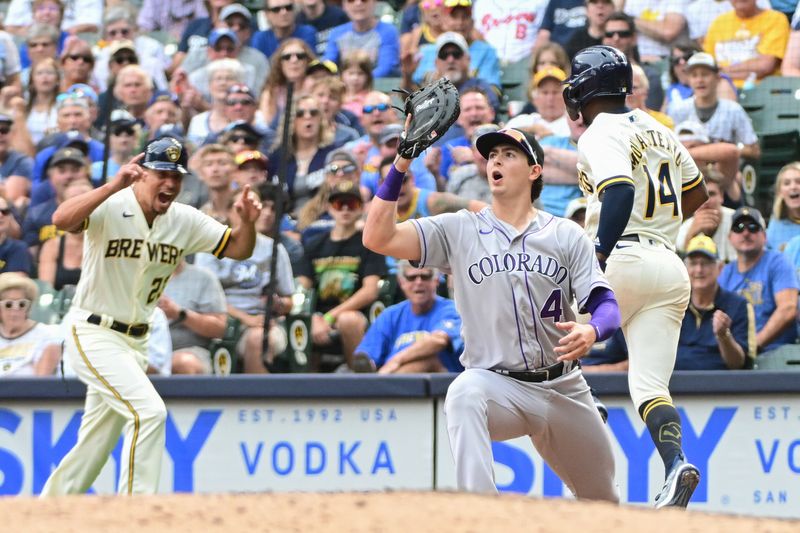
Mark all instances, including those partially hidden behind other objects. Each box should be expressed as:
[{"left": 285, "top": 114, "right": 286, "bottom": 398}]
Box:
[{"left": 654, "top": 458, "right": 700, "bottom": 509}]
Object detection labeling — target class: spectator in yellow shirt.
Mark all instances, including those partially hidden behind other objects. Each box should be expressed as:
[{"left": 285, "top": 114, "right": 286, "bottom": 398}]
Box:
[{"left": 704, "top": 0, "right": 790, "bottom": 88}]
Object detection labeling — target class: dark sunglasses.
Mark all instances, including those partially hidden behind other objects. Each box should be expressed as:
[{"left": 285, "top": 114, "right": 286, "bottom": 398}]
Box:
[
  {"left": 363, "top": 102, "right": 391, "bottom": 114},
  {"left": 226, "top": 98, "right": 254, "bottom": 106},
  {"left": 112, "top": 127, "right": 135, "bottom": 136},
  {"left": 0, "top": 125, "right": 11, "bottom": 135},
  {"left": 267, "top": 3, "right": 293, "bottom": 13},
  {"left": 281, "top": 51, "right": 309, "bottom": 62},
  {"left": 330, "top": 196, "right": 362, "bottom": 211},
  {"left": 66, "top": 54, "right": 93, "bottom": 63},
  {"left": 604, "top": 30, "right": 633, "bottom": 39},
  {"left": 670, "top": 54, "right": 694, "bottom": 64},
  {"left": 732, "top": 222, "right": 762, "bottom": 234},
  {"left": 108, "top": 27, "right": 131, "bottom": 37},
  {"left": 0, "top": 207, "right": 11, "bottom": 216},
  {"left": 230, "top": 134, "right": 258, "bottom": 144},
  {"left": 113, "top": 54, "right": 137, "bottom": 65},
  {"left": 297, "top": 108, "right": 320, "bottom": 118},
  {"left": 404, "top": 272, "right": 434, "bottom": 282},
  {"left": 438, "top": 48, "right": 464, "bottom": 61},
  {"left": 327, "top": 163, "right": 357, "bottom": 174},
  {"left": 0, "top": 299, "right": 31, "bottom": 310}
]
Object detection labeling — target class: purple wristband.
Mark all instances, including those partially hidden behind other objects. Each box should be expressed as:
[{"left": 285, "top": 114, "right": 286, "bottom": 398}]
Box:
[
  {"left": 586, "top": 288, "right": 621, "bottom": 342},
  {"left": 376, "top": 164, "right": 405, "bottom": 201}
]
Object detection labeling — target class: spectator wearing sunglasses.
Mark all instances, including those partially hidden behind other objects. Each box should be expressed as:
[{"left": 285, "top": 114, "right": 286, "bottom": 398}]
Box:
[
  {"left": 58, "top": 37, "right": 96, "bottom": 93},
  {"left": 601, "top": 12, "right": 663, "bottom": 111},
  {"left": 676, "top": 235, "right": 755, "bottom": 370},
  {"left": 259, "top": 39, "right": 317, "bottom": 129},
  {"left": 94, "top": 6, "right": 170, "bottom": 93},
  {"left": 0, "top": 272, "right": 62, "bottom": 377},
  {"left": 267, "top": 94, "right": 337, "bottom": 214},
  {"left": 217, "top": 119, "right": 274, "bottom": 160},
  {"left": 0, "top": 197, "right": 32, "bottom": 276},
  {"left": 296, "top": 0, "right": 350, "bottom": 56},
  {"left": 20, "top": 24, "right": 60, "bottom": 93},
  {"left": 295, "top": 180, "right": 386, "bottom": 371},
  {"left": 719, "top": 207, "right": 799, "bottom": 353},
  {"left": 252, "top": 0, "right": 317, "bottom": 61},
  {"left": 360, "top": 123, "right": 437, "bottom": 197},
  {"left": 324, "top": 0, "right": 400, "bottom": 78},
  {"left": 353, "top": 259, "right": 464, "bottom": 374},
  {"left": 89, "top": 110, "right": 138, "bottom": 184}
]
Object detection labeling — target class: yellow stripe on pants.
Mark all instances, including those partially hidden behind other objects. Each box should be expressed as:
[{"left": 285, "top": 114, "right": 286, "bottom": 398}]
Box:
[{"left": 72, "top": 326, "right": 140, "bottom": 494}]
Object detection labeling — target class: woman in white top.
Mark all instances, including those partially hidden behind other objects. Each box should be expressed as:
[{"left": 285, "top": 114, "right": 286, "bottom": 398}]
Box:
[
  {"left": 0, "top": 273, "right": 62, "bottom": 377},
  {"left": 26, "top": 57, "right": 60, "bottom": 144}
]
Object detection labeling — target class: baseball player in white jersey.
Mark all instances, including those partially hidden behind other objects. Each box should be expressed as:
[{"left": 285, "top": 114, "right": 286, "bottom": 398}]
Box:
[
  {"left": 40, "top": 136, "right": 261, "bottom": 496},
  {"left": 364, "top": 125, "right": 623, "bottom": 502},
  {"left": 563, "top": 45, "right": 709, "bottom": 508}
]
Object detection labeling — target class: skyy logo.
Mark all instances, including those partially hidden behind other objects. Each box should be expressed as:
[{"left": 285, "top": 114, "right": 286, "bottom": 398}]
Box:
[
  {"left": 491, "top": 407, "right": 736, "bottom": 502},
  {"left": 0, "top": 409, "right": 220, "bottom": 495}
]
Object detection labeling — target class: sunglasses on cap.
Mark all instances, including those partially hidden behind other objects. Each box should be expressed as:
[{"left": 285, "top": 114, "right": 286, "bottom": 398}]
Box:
[
  {"left": 0, "top": 299, "right": 31, "bottom": 311},
  {"left": 604, "top": 30, "right": 633, "bottom": 39},
  {"left": 267, "top": 3, "right": 293, "bottom": 13},
  {"left": 228, "top": 84, "right": 252, "bottom": 95},
  {"left": 330, "top": 196, "right": 362, "bottom": 211},
  {"left": 327, "top": 163, "right": 357, "bottom": 175},
  {"left": 363, "top": 102, "right": 391, "bottom": 114},
  {"left": 281, "top": 51, "right": 309, "bottom": 62},
  {"left": 226, "top": 98, "right": 254, "bottom": 106},
  {"left": 404, "top": 271, "right": 434, "bottom": 282},
  {"left": 496, "top": 128, "right": 539, "bottom": 165},
  {"left": 56, "top": 93, "right": 89, "bottom": 106},
  {"left": 732, "top": 221, "right": 762, "bottom": 234},
  {"left": 438, "top": 48, "right": 464, "bottom": 61}
]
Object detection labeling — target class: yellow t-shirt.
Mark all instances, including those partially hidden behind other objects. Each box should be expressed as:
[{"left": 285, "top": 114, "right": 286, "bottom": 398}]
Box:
[
  {"left": 704, "top": 9, "right": 790, "bottom": 88},
  {"left": 647, "top": 109, "right": 675, "bottom": 130}
]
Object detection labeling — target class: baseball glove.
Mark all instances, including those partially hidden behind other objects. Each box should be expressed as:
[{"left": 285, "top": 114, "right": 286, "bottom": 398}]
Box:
[{"left": 395, "top": 78, "right": 460, "bottom": 159}]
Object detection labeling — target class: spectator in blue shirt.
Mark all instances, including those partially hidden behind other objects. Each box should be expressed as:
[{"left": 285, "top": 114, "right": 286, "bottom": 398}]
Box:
[
  {"left": 324, "top": 0, "right": 400, "bottom": 78},
  {"left": 0, "top": 196, "right": 32, "bottom": 275},
  {"left": 354, "top": 260, "right": 464, "bottom": 373},
  {"left": 251, "top": 0, "right": 316, "bottom": 61},
  {"left": 535, "top": 0, "right": 587, "bottom": 50},
  {"left": 766, "top": 162, "right": 800, "bottom": 252},
  {"left": 0, "top": 113, "right": 34, "bottom": 209},
  {"left": 719, "top": 207, "right": 799, "bottom": 353},
  {"left": 296, "top": 0, "right": 350, "bottom": 56},
  {"left": 677, "top": 235, "right": 755, "bottom": 370}
]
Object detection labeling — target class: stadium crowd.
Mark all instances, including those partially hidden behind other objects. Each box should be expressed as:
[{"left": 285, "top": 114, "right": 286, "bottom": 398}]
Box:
[{"left": 2, "top": 0, "right": 800, "bottom": 377}]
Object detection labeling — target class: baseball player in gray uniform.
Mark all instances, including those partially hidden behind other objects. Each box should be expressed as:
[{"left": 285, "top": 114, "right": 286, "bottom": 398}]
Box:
[
  {"left": 41, "top": 137, "right": 261, "bottom": 495},
  {"left": 563, "top": 46, "right": 709, "bottom": 508},
  {"left": 364, "top": 126, "right": 622, "bottom": 502}
]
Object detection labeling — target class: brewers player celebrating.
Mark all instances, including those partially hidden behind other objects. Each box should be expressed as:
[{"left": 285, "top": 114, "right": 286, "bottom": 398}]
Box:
[
  {"left": 41, "top": 136, "right": 261, "bottom": 495},
  {"left": 364, "top": 89, "right": 623, "bottom": 500},
  {"left": 563, "top": 46, "right": 709, "bottom": 508}
]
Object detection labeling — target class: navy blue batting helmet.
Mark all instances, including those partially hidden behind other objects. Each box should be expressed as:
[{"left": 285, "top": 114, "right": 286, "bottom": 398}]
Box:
[
  {"left": 562, "top": 45, "right": 632, "bottom": 120},
  {"left": 142, "top": 136, "right": 188, "bottom": 174}
]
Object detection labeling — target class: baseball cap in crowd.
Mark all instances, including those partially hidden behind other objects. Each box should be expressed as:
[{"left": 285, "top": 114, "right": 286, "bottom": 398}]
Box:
[
  {"left": 148, "top": 90, "right": 180, "bottom": 107},
  {"left": 208, "top": 28, "right": 239, "bottom": 48},
  {"left": 731, "top": 206, "right": 766, "bottom": 231},
  {"left": 235, "top": 150, "right": 268, "bottom": 168},
  {"left": 220, "top": 3, "right": 251, "bottom": 21},
  {"left": 223, "top": 120, "right": 263, "bottom": 139},
  {"left": 110, "top": 109, "right": 136, "bottom": 128},
  {"left": 328, "top": 180, "right": 362, "bottom": 202},
  {"left": 686, "top": 234, "right": 718, "bottom": 260},
  {"left": 686, "top": 52, "right": 718, "bottom": 72},
  {"left": 675, "top": 120, "right": 710, "bottom": 145},
  {"left": 324, "top": 149, "right": 358, "bottom": 169},
  {"left": 108, "top": 40, "right": 136, "bottom": 56},
  {"left": 50, "top": 147, "right": 88, "bottom": 167},
  {"left": 66, "top": 83, "right": 98, "bottom": 104},
  {"left": 56, "top": 92, "right": 90, "bottom": 110},
  {"left": 307, "top": 59, "right": 338, "bottom": 76},
  {"left": 153, "top": 123, "right": 186, "bottom": 143},
  {"left": 471, "top": 123, "right": 500, "bottom": 146},
  {"left": 435, "top": 32, "right": 469, "bottom": 56},
  {"left": 533, "top": 66, "right": 568, "bottom": 87},
  {"left": 475, "top": 127, "right": 544, "bottom": 166},
  {"left": 378, "top": 123, "right": 404, "bottom": 145},
  {"left": 564, "top": 196, "right": 587, "bottom": 220}
]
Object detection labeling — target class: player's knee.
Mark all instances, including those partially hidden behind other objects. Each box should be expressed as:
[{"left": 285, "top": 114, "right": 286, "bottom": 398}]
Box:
[
  {"left": 138, "top": 399, "right": 168, "bottom": 425},
  {"left": 444, "top": 374, "right": 488, "bottom": 415}
]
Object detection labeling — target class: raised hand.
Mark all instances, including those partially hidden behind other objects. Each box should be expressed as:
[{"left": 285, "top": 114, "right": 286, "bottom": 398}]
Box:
[
  {"left": 113, "top": 153, "right": 145, "bottom": 191},
  {"left": 234, "top": 184, "right": 263, "bottom": 223}
]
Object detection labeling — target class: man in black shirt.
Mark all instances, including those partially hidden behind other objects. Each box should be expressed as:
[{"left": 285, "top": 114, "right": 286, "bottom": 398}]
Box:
[
  {"left": 565, "top": 0, "right": 614, "bottom": 59},
  {"left": 296, "top": 180, "right": 386, "bottom": 369}
]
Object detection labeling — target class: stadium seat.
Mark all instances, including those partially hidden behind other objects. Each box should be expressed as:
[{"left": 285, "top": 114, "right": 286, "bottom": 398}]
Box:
[
  {"left": 500, "top": 58, "right": 530, "bottom": 107},
  {"left": 30, "top": 280, "right": 60, "bottom": 325},
  {"left": 374, "top": 76, "right": 403, "bottom": 95},
  {"left": 208, "top": 316, "right": 243, "bottom": 375},
  {"left": 754, "top": 344, "right": 800, "bottom": 370},
  {"left": 740, "top": 76, "right": 800, "bottom": 135},
  {"left": 271, "top": 284, "right": 315, "bottom": 373}
]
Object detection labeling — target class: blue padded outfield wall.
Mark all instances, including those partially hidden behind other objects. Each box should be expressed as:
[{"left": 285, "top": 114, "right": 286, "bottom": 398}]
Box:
[{"left": 0, "top": 372, "right": 798, "bottom": 518}]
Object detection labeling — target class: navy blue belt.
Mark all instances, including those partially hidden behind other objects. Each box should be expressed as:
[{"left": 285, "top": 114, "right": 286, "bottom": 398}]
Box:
[{"left": 87, "top": 314, "right": 149, "bottom": 337}]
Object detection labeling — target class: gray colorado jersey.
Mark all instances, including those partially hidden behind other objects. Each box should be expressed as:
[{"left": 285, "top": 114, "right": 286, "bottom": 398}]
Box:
[{"left": 411, "top": 207, "right": 610, "bottom": 371}]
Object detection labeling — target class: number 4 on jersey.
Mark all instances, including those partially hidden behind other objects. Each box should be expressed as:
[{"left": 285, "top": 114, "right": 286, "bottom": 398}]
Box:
[
  {"left": 644, "top": 162, "right": 678, "bottom": 219},
  {"left": 540, "top": 289, "right": 563, "bottom": 322}
]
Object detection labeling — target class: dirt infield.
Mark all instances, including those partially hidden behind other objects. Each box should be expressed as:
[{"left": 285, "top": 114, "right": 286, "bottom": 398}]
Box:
[{"left": 4, "top": 491, "right": 799, "bottom": 533}]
